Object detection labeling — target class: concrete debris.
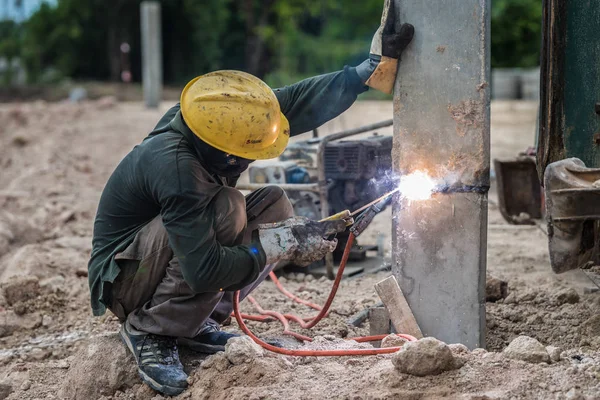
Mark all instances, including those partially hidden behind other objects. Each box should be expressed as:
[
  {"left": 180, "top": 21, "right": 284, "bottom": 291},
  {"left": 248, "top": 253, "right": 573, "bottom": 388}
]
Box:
[
  {"left": 0, "top": 310, "right": 42, "bottom": 337},
  {"left": 58, "top": 334, "right": 138, "bottom": 399},
  {"left": 381, "top": 334, "right": 409, "bottom": 348},
  {"left": 503, "top": 336, "right": 550, "bottom": 364},
  {"left": 392, "top": 337, "right": 462, "bottom": 376},
  {"left": 485, "top": 277, "right": 508, "bottom": 302},
  {"left": 545, "top": 346, "right": 562, "bottom": 363},
  {"left": 552, "top": 288, "right": 580, "bottom": 306},
  {"left": 1, "top": 276, "right": 40, "bottom": 305},
  {"left": 224, "top": 336, "right": 265, "bottom": 365}
]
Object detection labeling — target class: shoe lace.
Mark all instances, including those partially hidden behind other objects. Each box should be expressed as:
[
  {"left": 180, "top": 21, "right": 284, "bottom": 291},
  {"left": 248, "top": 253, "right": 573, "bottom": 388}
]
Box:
[{"left": 138, "top": 334, "right": 179, "bottom": 366}]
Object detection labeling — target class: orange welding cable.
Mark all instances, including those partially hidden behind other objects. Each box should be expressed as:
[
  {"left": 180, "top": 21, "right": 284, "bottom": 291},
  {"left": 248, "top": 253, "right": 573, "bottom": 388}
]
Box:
[
  {"left": 268, "top": 271, "right": 323, "bottom": 312},
  {"left": 233, "top": 290, "right": 417, "bottom": 356},
  {"left": 247, "top": 295, "right": 312, "bottom": 342}
]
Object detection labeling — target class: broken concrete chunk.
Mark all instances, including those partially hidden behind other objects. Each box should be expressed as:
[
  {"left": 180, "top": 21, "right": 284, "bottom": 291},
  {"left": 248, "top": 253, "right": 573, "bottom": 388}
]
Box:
[
  {"left": 546, "top": 346, "right": 562, "bottom": 362},
  {"left": 552, "top": 288, "right": 580, "bottom": 306},
  {"left": 224, "top": 336, "right": 265, "bottom": 365},
  {"left": 381, "top": 334, "right": 409, "bottom": 348},
  {"left": 0, "top": 310, "right": 42, "bottom": 337},
  {"left": 1, "top": 276, "right": 40, "bottom": 305},
  {"left": 392, "top": 337, "right": 461, "bottom": 376},
  {"left": 485, "top": 277, "right": 508, "bottom": 302},
  {"left": 58, "top": 334, "right": 138, "bottom": 399},
  {"left": 503, "top": 336, "right": 550, "bottom": 364}
]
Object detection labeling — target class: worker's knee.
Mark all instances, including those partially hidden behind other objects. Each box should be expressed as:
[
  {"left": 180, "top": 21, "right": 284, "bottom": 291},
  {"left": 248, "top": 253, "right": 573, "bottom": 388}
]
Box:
[
  {"left": 247, "top": 185, "right": 294, "bottom": 225},
  {"left": 213, "top": 187, "right": 247, "bottom": 244}
]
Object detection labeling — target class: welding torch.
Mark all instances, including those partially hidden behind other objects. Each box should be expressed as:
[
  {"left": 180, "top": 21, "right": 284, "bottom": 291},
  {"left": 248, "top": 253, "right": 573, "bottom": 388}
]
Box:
[{"left": 319, "top": 187, "right": 401, "bottom": 237}]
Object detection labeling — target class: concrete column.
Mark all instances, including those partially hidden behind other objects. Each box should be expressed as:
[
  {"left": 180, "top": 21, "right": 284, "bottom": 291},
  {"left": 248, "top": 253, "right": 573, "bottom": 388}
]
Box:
[
  {"left": 391, "top": 0, "right": 490, "bottom": 348},
  {"left": 140, "top": 1, "right": 162, "bottom": 108}
]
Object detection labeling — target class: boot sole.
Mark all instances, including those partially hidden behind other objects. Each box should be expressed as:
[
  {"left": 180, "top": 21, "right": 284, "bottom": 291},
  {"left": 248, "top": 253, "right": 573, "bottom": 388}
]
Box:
[{"left": 119, "top": 326, "right": 187, "bottom": 397}]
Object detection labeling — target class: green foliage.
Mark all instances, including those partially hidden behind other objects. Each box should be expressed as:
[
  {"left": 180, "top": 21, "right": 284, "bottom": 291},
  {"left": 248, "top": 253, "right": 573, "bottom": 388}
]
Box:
[
  {"left": 0, "top": 0, "right": 543, "bottom": 85},
  {"left": 0, "top": 19, "right": 22, "bottom": 85},
  {"left": 491, "top": 0, "right": 543, "bottom": 68}
]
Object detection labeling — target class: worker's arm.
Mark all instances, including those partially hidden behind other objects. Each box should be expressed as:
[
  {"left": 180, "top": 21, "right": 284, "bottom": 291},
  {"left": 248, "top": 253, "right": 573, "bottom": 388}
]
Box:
[
  {"left": 274, "top": 67, "right": 368, "bottom": 137},
  {"left": 155, "top": 154, "right": 263, "bottom": 293},
  {"left": 155, "top": 153, "right": 344, "bottom": 293}
]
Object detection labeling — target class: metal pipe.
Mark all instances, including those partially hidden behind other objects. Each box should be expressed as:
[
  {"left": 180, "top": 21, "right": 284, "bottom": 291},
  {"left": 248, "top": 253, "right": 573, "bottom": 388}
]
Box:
[
  {"left": 236, "top": 183, "right": 319, "bottom": 192},
  {"left": 316, "top": 119, "right": 393, "bottom": 279}
]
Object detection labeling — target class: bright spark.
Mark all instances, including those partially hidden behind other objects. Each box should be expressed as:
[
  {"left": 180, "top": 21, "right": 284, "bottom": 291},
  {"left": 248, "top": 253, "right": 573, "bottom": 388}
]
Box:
[{"left": 398, "top": 171, "right": 436, "bottom": 201}]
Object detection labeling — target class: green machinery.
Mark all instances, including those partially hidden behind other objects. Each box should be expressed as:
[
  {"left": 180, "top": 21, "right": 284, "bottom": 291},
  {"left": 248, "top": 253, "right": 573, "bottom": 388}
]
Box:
[{"left": 496, "top": 0, "right": 600, "bottom": 284}]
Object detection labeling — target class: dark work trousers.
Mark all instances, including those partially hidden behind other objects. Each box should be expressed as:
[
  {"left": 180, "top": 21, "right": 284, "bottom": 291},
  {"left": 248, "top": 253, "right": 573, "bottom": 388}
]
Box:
[{"left": 108, "top": 185, "right": 294, "bottom": 338}]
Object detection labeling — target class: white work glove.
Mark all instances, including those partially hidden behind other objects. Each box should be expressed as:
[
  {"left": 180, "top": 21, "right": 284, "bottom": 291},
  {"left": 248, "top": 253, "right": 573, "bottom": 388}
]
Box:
[
  {"left": 257, "top": 216, "right": 347, "bottom": 267},
  {"left": 355, "top": 0, "right": 414, "bottom": 94}
]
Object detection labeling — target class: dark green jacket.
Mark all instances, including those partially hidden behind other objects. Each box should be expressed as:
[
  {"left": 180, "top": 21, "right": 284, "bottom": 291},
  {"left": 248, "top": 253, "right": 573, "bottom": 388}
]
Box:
[{"left": 89, "top": 67, "right": 367, "bottom": 316}]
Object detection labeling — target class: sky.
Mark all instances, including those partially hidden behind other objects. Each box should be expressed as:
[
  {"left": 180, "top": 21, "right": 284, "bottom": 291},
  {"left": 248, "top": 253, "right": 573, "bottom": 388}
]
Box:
[{"left": 2, "top": 0, "right": 57, "bottom": 21}]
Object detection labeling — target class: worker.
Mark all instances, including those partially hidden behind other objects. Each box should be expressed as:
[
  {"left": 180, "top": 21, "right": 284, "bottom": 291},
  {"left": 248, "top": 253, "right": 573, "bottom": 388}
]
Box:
[{"left": 87, "top": 3, "right": 413, "bottom": 396}]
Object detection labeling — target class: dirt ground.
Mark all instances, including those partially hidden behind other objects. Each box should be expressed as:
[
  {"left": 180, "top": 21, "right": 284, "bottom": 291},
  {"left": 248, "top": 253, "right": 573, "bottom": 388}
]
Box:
[{"left": 0, "top": 98, "right": 598, "bottom": 400}]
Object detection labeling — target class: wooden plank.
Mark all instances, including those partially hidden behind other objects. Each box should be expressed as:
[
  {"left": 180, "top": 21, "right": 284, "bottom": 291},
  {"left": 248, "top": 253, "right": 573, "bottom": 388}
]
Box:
[
  {"left": 374, "top": 276, "right": 423, "bottom": 339},
  {"left": 369, "top": 307, "right": 391, "bottom": 347}
]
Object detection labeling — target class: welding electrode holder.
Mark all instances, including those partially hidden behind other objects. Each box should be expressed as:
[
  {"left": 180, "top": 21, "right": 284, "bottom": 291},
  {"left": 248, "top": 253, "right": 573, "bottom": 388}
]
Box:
[{"left": 350, "top": 195, "right": 392, "bottom": 237}]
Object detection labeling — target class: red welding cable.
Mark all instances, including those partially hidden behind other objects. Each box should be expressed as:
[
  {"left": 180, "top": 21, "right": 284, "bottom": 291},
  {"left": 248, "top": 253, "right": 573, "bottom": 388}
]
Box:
[
  {"left": 234, "top": 290, "right": 416, "bottom": 356},
  {"left": 247, "top": 295, "right": 312, "bottom": 342},
  {"left": 268, "top": 271, "right": 323, "bottom": 312},
  {"left": 300, "top": 234, "right": 355, "bottom": 329}
]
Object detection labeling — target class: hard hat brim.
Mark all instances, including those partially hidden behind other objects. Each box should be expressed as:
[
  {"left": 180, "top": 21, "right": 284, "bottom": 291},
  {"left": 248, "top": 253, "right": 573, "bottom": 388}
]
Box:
[{"left": 182, "top": 110, "right": 290, "bottom": 161}]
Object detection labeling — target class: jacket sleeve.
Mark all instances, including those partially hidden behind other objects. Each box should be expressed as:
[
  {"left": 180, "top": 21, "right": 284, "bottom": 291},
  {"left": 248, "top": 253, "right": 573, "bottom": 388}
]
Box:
[
  {"left": 274, "top": 66, "right": 368, "bottom": 137},
  {"left": 154, "top": 151, "right": 266, "bottom": 293}
]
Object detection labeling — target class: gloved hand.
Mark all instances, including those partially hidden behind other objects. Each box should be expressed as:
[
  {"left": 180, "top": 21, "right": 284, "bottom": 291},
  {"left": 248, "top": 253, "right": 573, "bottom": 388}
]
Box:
[
  {"left": 356, "top": 0, "right": 415, "bottom": 94},
  {"left": 256, "top": 216, "right": 347, "bottom": 266}
]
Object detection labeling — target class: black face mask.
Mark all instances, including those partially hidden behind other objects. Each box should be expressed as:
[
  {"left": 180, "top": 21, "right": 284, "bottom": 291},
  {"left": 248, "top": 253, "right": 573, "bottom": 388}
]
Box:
[{"left": 193, "top": 136, "right": 253, "bottom": 178}]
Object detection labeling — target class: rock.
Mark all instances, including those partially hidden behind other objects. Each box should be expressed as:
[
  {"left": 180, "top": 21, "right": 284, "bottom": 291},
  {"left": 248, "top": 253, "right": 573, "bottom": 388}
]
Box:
[
  {"left": 0, "top": 310, "right": 42, "bottom": 337},
  {"left": 546, "top": 346, "right": 562, "bottom": 362},
  {"left": 1, "top": 276, "right": 40, "bottom": 305},
  {"left": 391, "top": 337, "right": 460, "bottom": 376},
  {"left": 381, "top": 334, "right": 409, "bottom": 348},
  {"left": 503, "top": 292, "right": 517, "bottom": 304},
  {"left": 40, "top": 276, "right": 66, "bottom": 293},
  {"left": 565, "top": 388, "right": 585, "bottom": 400},
  {"left": 448, "top": 343, "right": 470, "bottom": 354},
  {"left": 0, "top": 382, "right": 13, "bottom": 400},
  {"left": 503, "top": 336, "right": 550, "bottom": 364},
  {"left": 224, "top": 336, "right": 265, "bottom": 365},
  {"left": 20, "top": 380, "right": 31, "bottom": 391},
  {"left": 42, "top": 314, "right": 53, "bottom": 327},
  {"left": 58, "top": 334, "right": 138, "bottom": 399},
  {"left": 485, "top": 277, "right": 508, "bottom": 302},
  {"left": 201, "top": 352, "right": 230, "bottom": 372},
  {"left": 552, "top": 288, "right": 580, "bottom": 305}
]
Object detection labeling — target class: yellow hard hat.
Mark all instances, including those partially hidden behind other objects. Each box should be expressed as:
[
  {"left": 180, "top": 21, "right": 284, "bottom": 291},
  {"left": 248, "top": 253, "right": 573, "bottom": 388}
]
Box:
[{"left": 180, "top": 70, "right": 290, "bottom": 160}]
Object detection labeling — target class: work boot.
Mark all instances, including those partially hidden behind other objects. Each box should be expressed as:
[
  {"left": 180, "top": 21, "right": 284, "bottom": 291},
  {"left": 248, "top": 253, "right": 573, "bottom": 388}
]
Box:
[
  {"left": 178, "top": 320, "right": 238, "bottom": 354},
  {"left": 119, "top": 321, "right": 188, "bottom": 396}
]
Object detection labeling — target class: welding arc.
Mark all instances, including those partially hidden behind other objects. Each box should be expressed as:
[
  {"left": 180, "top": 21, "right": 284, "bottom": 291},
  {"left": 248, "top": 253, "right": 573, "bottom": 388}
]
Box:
[{"left": 232, "top": 234, "right": 418, "bottom": 356}]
